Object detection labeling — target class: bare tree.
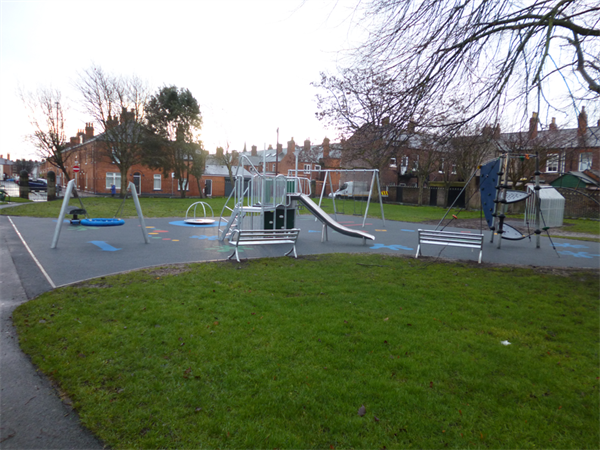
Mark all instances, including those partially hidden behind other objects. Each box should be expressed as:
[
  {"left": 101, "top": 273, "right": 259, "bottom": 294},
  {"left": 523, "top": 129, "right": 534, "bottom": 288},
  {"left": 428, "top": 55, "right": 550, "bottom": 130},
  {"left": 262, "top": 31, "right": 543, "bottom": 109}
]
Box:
[
  {"left": 447, "top": 124, "right": 499, "bottom": 209},
  {"left": 191, "top": 148, "right": 208, "bottom": 198},
  {"left": 314, "top": 68, "right": 424, "bottom": 171},
  {"left": 214, "top": 144, "right": 238, "bottom": 184},
  {"left": 76, "top": 65, "right": 150, "bottom": 197},
  {"left": 352, "top": 0, "right": 599, "bottom": 128},
  {"left": 20, "top": 87, "right": 74, "bottom": 182}
]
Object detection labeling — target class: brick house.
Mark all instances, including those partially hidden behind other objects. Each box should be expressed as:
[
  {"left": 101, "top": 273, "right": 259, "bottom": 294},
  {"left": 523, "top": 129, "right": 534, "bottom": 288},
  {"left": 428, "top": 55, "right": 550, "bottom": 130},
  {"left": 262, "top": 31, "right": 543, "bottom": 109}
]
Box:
[
  {"left": 37, "top": 118, "right": 246, "bottom": 197},
  {"left": 236, "top": 137, "right": 343, "bottom": 195},
  {"left": 496, "top": 108, "right": 599, "bottom": 185},
  {"left": 39, "top": 116, "right": 339, "bottom": 197}
]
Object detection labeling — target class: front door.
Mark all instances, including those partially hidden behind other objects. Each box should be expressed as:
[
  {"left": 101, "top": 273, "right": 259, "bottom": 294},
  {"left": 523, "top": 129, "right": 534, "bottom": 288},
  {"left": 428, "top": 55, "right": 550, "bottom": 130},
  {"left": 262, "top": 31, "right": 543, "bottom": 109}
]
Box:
[{"left": 133, "top": 172, "right": 141, "bottom": 194}]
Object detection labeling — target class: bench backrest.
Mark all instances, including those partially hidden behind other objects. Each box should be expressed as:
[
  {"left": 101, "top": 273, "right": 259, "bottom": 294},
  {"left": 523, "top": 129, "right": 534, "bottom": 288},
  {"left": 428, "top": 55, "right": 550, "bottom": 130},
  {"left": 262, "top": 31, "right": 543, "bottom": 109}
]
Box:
[
  {"left": 418, "top": 229, "right": 483, "bottom": 248},
  {"left": 234, "top": 228, "right": 300, "bottom": 242}
]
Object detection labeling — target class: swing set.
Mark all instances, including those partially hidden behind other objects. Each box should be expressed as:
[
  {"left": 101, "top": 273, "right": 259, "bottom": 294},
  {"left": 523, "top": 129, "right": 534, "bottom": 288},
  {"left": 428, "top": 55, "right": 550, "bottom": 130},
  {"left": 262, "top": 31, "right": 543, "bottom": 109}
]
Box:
[
  {"left": 287, "top": 168, "right": 386, "bottom": 227},
  {"left": 51, "top": 179, "right": 149, "bottom": 249}
]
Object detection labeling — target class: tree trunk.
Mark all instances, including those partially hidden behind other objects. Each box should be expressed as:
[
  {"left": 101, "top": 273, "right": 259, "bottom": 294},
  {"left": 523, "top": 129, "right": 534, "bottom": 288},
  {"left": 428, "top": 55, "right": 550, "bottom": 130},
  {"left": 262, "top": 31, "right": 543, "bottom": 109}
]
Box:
[{"left": 120, "top": 167, "right": 129, "bottom": 198}]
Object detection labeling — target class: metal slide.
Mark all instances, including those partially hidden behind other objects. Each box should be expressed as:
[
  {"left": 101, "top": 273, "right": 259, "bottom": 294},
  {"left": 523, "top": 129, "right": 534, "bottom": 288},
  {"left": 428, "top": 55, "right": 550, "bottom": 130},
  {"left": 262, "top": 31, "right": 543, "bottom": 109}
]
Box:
[{"left": 288, "top": 193, "right": 375, "bottom": 241}]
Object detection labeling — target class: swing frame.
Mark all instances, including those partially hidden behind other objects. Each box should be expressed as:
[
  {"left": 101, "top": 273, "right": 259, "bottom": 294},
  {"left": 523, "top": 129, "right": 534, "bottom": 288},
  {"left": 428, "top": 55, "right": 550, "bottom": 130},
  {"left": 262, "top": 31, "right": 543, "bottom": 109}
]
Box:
[{"left": 51, "top": 179, "right": 149, "bottom": 249}]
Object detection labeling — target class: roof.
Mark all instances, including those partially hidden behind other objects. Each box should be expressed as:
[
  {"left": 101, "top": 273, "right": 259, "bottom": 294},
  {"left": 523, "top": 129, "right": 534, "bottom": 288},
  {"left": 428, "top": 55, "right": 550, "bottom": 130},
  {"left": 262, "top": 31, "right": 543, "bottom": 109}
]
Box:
[
  {"left": 235, "top": 143, "right": 342, "bottom": 165},
  {"left": 551, "top": 170, "right": 600, "bottom": 188},
  {"left": 496, "top": 126, "right": 600, "bottom": 152},
  {"left": 203, "top": 164, "right": 253, "bottom": 178}
]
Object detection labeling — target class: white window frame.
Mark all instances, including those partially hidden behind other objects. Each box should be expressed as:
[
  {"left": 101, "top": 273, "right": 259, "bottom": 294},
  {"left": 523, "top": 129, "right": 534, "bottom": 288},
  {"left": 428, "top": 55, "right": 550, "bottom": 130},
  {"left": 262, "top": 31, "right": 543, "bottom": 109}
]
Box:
[
  {"left": 304, "top": 164, "right": 311, "bottom": 174},
  {"left": 390, "top": 158, "right": 397, "bottom": 168},
  {"left": 177, "top": 178, "right": 190, "bottom": 191},
  {"left": 546, "top": 153, "right": 559, "bottom": 173},
  {"left": 153, "top": 174, "right": 162, "bottom": 190},
  {"left": 579, "top": 152, "right": 593, "bottom": 171},
  {"left": 400, "top": 156, "right": 409, "bottom": 175},
  {"left": 314, "top": 165, "right": 321, "bottom": 172},
  {"left": 105, "top": 172, "right": 121, "bottom": 190}
]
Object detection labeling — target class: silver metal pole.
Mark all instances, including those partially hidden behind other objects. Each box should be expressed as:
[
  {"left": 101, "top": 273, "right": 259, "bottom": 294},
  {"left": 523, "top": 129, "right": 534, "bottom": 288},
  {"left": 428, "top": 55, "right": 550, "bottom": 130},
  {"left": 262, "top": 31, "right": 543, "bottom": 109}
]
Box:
[
  {"left": 50, "top": 179, "right": 75, "bottom": 249},
  {"left": 129, "top": 182, "right": 149, "bottom": 244}
]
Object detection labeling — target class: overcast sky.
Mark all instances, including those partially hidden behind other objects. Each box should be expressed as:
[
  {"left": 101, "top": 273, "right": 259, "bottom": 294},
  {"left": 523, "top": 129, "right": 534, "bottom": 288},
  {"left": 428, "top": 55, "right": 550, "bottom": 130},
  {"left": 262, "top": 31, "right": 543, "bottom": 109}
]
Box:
[{"left": 1, "top": 0, "right": 363, "bottom": 161}]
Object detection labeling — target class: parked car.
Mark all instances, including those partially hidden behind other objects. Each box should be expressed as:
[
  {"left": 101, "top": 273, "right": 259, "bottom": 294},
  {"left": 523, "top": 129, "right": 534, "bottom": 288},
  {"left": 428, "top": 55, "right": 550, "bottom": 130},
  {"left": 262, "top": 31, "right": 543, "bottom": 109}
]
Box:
[{"left": 28, "top": 179, "right": 47, "bottom": 192}]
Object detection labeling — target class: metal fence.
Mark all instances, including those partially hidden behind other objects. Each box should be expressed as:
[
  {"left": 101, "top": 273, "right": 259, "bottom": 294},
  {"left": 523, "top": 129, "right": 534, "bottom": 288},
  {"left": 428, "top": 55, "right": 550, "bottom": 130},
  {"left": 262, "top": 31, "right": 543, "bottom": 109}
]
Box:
[{"left": 554, "top": 187, "right": 600, "bottom": 220}]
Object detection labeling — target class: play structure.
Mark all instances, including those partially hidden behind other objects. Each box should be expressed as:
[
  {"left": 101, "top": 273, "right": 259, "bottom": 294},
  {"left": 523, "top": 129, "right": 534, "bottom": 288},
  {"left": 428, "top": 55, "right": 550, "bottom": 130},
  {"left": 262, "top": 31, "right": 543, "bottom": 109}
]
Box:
[
  {"left": 218, "top": 156, "right": 376, "bottom": 255},
  {"left": 437, "top": 151, "right": 562, "bottom": 253},
  {"left": 51, "top": 179, "right": 149, "bottom": 249},
  {"left": 418, "top": 149, "right": 570, "bottom": 265}
]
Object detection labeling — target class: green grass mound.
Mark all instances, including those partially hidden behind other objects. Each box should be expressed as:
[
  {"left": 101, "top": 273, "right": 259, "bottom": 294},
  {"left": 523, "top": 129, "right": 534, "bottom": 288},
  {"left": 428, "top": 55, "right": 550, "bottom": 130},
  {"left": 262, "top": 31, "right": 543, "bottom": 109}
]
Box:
[{"left": 13, "top": 255, "right": 599, "bottom": 449}]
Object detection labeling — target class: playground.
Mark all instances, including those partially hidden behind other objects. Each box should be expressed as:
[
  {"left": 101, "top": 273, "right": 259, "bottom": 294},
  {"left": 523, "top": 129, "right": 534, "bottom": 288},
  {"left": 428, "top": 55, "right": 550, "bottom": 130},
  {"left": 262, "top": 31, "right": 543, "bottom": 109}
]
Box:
[
  {"left": 1, "top": 157, "right": 599, "bottom": 449},
  {"left": 4, "top": 155, "right": 600, "bottom": 288}
]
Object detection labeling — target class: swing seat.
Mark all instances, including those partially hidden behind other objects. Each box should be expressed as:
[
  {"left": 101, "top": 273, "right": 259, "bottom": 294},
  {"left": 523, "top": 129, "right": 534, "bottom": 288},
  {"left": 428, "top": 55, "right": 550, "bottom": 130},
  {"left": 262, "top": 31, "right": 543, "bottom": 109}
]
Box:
[
  {"left": 81, "top": 218, "right": 125, "bottom": 227},
  {"left": 66, "top": 206, "right": 87, "bottom": 224}
]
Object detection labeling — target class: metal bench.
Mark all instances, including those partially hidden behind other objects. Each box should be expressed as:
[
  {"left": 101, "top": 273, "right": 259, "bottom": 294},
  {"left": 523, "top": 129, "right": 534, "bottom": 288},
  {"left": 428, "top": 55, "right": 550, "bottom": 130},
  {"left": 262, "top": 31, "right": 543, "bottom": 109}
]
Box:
[
  {"left": 227, "top": 228, "right": 300, "bottom": 262},
  {"left": 416, "top": 229, "right": 484, "bottom": 263}
]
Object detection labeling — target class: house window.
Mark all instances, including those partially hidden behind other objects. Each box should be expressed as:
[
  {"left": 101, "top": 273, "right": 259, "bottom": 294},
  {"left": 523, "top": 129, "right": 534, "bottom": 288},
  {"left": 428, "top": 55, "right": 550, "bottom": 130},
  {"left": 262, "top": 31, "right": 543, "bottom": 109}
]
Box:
[
  {"left": 451, "top": 164, "right": 457, "bottom": 175},
  {"left": 178, "top": 179, "right": 189, "bottom": 191},
  {"left": 579, "top": 152, "right": 593, "bottom": 171},
  {"left": 105, "top": 172, "right": 121, "bottom": 190},
  {"left": 400, "top": 156, "right": 409, "bottom": 175},
  {"left": 314, "top": 165, "right": 321, "bottom": 172},
  {"left": 390, "top": 158, "right": 397, "bottom": 168},
  {"left": 413, "top": 155, "right": 419, "bottom": 170},
  {"left": 546, "top": 153, "right": 559, "bottom": 173},
  {"left": 153, "top": 174, "right": 161, "bottom": 190},
  {"left": 111, "top": 147, "right": 120, "bottom": 164},
  {"left": 304, "top": 164, "right": 311, "bottom": 174},
  {"left": 438, "top": 160, "right": 445, "bottom": 173}
]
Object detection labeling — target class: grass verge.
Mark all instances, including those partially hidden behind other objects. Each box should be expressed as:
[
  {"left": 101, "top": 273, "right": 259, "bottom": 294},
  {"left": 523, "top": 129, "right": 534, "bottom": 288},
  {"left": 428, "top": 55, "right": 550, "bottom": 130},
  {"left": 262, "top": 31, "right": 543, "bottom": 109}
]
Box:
[{"left": 13, "top": 254, "right": 599, "bottom": 449}]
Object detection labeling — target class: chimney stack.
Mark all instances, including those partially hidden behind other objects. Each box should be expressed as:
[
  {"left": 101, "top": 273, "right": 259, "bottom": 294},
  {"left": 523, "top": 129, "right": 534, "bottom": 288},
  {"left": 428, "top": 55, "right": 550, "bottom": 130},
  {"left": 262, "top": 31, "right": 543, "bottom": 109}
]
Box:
[
  {"left": 549, "top": 117, "right": 558, "bottom": 132},
  {"left": 577, "top": 106, "right": 587, "bottom": 137},
  {"left": 85, "top": 123, "right": 94, "bottom": 141},
  {"left": 322, "top": 138, "right": 330, "bottom": 159},
  {"left": 251, "top": 145, "right": 257, "bottom": 157},
  {"left": 276, "top": 143, "right": 283, "bottom": 155},
  {"left": 528, "top": 112, "right": 538, "bottom": 139},
  {"left": 382, "top": 117, "right": 390, "bottom": 126},
  {"left": 285, "top": 138, "right": 295, "bottom": 154},
  {"left": 303, "top": 139, "right": 310, "bottom": 158},
  {"left": 407, "top": 119, "right": 416, "bottom": 133}
]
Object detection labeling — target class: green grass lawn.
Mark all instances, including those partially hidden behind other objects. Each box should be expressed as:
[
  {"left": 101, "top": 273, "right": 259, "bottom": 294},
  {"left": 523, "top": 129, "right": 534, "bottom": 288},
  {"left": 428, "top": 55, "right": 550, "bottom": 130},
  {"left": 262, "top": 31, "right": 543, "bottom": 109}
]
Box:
[{"left": 13, "top": 254, "right": 599, "bottom": 449}]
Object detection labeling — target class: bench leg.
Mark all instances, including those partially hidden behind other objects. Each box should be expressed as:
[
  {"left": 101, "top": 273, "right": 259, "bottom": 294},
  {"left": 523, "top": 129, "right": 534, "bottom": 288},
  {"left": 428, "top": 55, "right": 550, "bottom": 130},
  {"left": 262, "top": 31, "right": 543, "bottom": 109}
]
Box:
[
  {"left": 415, "top": 244, "right": 421, "bottom": 259},
  {"left": 227, "top": 247, "right": 241, "bottom": 263},
  {"left": 284, "top": 244, "right": 297, "bottom": 259}
]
